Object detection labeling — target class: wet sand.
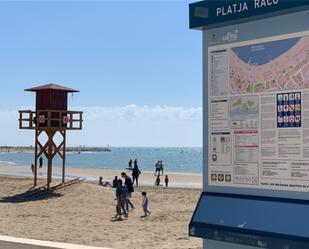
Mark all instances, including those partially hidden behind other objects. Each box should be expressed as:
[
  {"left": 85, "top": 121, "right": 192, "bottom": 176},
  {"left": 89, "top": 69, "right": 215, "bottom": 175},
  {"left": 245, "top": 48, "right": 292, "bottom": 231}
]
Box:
[{"left": 0, "top": 165, "right": 202, "bottom": 188}]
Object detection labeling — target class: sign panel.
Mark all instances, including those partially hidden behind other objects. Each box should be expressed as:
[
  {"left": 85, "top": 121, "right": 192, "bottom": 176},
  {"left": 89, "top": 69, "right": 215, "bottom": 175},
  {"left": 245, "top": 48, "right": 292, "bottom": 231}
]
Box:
[
  {"left": 189, "top": 0, "right": 309, "bottom": 30},
  {"left": 189, "top": 1, "right": 309, "bottom": 246},
  {"left": 208, "top": 31, "right": 309, "bottom": 192}
]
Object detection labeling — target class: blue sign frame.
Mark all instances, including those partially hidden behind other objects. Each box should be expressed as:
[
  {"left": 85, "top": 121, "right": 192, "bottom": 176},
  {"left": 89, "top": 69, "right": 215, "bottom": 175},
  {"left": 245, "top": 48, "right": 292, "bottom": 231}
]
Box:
[
  {"left": 189, "top": 0, "right": 309, "bottom": 30},
  {"left": 189, "top": 192, "right": 309, "bottom": 249},
  {"left": 200, "top": 2, "right": 309, "bottom": 200},
  {"left": 189, "top": 1, "right": 309, "bottom": 247}
]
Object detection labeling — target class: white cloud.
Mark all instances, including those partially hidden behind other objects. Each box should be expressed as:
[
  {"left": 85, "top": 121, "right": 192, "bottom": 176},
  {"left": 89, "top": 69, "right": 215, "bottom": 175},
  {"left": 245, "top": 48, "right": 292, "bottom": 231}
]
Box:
[
  {"left": 0, "top": 105, "right": 202, "bottom": 147},
  {"left": 79, "top": 105, "right": 202, "bottom": 122}
]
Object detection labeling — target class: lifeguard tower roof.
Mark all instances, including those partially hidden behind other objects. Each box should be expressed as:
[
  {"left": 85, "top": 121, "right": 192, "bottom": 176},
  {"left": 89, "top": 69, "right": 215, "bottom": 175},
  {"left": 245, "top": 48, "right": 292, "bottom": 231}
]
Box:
[{"left": 25, "top": 83, "right": 79, "bottom": 93}]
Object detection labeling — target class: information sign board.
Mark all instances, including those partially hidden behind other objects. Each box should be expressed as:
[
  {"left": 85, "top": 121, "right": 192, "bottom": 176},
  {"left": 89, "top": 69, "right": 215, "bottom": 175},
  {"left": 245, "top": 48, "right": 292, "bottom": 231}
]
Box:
[
  {"left": 189, "top": 1, "right": 309, "bottom": 247},
  {"left": 208, "top": 31, "right": 309, "bottom": 193}
]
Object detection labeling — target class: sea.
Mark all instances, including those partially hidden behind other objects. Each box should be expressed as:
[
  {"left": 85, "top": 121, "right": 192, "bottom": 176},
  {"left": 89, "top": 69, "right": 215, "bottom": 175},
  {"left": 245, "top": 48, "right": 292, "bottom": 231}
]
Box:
[{"left": 0, "top": 147, "right": 202, "bottom": 174}]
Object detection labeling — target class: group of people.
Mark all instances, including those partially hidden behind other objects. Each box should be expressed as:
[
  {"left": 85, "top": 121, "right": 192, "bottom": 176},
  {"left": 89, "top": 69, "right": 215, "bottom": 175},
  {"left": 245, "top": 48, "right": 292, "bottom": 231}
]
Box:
[
  {"left": 154, "top": 160, "right": 164, "bottom": 176},
  {"left": 111, "top": 171, "right": 150, "bottom": 220},
  {"left": 154, "top": 160, "right": 169, "bottom": 187},
  {"left": 31, "top": 156, "right": 44, "bottom": 174},
  {"left": 155, "top": 174, "right": 169, "bottom": 187},
  {"left": 127, "top": 159, "right": 142, "bottom": 187},
  {"left": 97, "top": 158, "right": 173, "bottom": 220}
]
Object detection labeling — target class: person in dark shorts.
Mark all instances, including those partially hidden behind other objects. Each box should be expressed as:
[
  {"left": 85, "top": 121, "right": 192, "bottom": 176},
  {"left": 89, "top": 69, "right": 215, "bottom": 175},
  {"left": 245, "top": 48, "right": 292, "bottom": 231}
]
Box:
[
  {"left": 115, "top": 179, "right": 128, "bottom": 219},
  {"left": 112, "top": 176, "right": 118, "bottom": 188},
  {"left": 132, "top": 161, "right": 141, "bottom": 187},
  {"left": 155, "top": 161, "right": 160, "bottom": 176},
  {"left": 128, "top": 159, "right": 133, "bottom": 169},
  {"left": 159, "top": 160, "right": 164, "bottom": 175},
  {"left": 155, "top": 175, "right": 160, "bottom": 186},
  {"left": 121, "top": 172, "right": 134, "bottom": 211},
  {"left": 165, "top": 175, "right": 169, "bottom": 187}
]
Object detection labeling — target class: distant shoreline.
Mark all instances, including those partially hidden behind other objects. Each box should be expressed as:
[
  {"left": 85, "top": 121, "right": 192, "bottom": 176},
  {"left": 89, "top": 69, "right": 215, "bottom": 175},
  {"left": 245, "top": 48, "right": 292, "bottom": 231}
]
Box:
[{"left": 0, "top": 146, "right": 111, "bottom": 153}]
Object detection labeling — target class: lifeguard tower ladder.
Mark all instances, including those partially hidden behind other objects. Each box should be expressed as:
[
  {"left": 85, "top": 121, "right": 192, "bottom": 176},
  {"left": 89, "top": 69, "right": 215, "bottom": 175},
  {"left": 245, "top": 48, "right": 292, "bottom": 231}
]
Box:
[{"left": 19, "top": 83, "right": 83, "bottom": 188}]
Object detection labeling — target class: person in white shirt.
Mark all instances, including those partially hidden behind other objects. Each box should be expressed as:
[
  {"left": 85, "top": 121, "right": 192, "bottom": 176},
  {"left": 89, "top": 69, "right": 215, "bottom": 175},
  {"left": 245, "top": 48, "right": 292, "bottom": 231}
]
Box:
[{"left": 141, "top": 191, "right": 150, "bottom": 217}]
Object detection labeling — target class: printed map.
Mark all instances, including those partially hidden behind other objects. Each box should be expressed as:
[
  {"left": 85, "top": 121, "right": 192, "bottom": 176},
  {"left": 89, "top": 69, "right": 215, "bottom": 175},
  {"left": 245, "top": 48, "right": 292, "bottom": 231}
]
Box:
[
  {"left": 229, "top": 36, "right": 309, "bottom": 94},
  {"left": 230, "top": 96, "right": 259, "bottom": 117}
]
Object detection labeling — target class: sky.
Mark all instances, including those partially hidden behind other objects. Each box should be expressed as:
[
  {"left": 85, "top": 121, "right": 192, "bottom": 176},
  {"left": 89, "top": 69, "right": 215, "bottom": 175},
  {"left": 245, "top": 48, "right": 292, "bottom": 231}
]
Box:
[{"left": 0, "top": 1, "right": 202, "bottom": 147}]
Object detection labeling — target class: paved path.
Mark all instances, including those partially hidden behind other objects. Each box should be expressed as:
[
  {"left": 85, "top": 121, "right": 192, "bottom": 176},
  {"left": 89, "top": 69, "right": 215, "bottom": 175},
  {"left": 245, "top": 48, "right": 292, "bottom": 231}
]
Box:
[{"left": 0, "top": 235, "right": 112, "bottom": 249}]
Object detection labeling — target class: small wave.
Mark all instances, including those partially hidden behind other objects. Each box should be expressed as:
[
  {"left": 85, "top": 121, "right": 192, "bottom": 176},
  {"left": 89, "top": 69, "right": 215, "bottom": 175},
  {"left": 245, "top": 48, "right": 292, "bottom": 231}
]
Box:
[
  {"left": 0, "top": 160, "right": 17, "bottom": 165},
  {"left": 67, "top": 151, "right": 101, "bottom": 155}
]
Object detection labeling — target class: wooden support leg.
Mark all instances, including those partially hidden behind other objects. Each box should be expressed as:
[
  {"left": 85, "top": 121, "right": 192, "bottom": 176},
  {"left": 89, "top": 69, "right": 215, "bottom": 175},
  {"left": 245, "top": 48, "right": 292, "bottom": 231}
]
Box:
[
  {"left": 62, "top": 131, "right": 66, "bottom": 184},
  {"left": 47, "top": 130, "right": 55, "bottom": 188},
  {"left": 34, "top": 126, "right": 68, "bottom": 188},
  {"left": 34, "top": 130, "right": 38, "bottom": 187}
]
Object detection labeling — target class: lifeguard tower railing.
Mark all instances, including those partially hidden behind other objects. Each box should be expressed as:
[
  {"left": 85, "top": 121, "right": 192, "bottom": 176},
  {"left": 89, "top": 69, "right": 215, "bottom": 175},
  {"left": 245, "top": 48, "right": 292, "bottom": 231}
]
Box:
[{"left": 19, "top": 110, "right": 83, "bottom": 130}]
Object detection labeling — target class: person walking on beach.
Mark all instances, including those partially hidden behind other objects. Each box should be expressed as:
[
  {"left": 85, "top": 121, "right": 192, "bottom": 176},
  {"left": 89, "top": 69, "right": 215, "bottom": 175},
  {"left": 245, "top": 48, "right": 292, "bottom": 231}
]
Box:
[
  {"left": 132, "top": 161, "right": 141, "bottom": 187},
  {"left": 141, "top": 191, "right": 150, "bottom": 218},
  {"left": 128, "top": 159, "right": 133, "bottom": 169},
  {"left": 112, "top": 176, "right": 118, "bottom": 188},
  {"left": 115, "top": 179, "right": 128, "bottom": 219},
  {"left": 159, "top": 160, "right": 164, "bottom": 175},
  {"left": 121, "top": 172, "right": 134, "bottom": 211},
  {"left": 165, "top": 175, "right": 169, "bottom": 187},
  {"left": 39, "top": 156, "right": 43, "bottom": 168},
  {"left": 31, "top": 163, "right": 34, "bottom": 174},
  {"left": 155, "top": 161, "right": 160, "bottom": 176},
  {"left": 155, "top": 175, "right": 160, "bottom": 186}
]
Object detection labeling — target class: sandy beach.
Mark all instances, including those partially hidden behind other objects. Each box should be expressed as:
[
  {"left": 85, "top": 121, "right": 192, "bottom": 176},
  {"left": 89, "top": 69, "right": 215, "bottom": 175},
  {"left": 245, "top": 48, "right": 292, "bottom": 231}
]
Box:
[
  {"left": 0, "top": 165, "right": 202, "bottom": 188},
  {"left": 0, "top": 171, "right": 202, "bottom": 249}
]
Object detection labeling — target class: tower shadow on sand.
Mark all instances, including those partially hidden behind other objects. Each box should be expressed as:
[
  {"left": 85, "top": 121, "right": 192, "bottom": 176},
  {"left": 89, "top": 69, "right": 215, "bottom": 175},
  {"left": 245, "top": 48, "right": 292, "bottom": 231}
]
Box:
[{"left": 0, "top": 187, "right": 63, "bottom": 203}]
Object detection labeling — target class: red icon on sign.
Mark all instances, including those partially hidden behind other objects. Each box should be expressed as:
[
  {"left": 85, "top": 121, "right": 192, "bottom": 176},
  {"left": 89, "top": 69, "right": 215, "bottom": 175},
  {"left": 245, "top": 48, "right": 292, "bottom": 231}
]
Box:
[
  {"left": 63, "top": 116, "right": 69, "bottom": 124},
  {"left": 39, "top": 115, "right": 45, "bottom": 123}
]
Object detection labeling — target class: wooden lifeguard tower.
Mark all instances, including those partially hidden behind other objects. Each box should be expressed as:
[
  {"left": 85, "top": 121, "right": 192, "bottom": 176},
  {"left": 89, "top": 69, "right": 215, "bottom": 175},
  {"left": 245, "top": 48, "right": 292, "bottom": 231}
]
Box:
[{"left": 19, "top": 83, "right": 83, "bottom": 188}]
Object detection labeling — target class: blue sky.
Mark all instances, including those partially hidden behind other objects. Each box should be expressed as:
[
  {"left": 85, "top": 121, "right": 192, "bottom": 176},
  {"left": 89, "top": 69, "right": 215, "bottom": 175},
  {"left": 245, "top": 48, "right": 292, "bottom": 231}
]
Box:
[{"left": 0, "top": 1, "right": 202, "bottom": 147}]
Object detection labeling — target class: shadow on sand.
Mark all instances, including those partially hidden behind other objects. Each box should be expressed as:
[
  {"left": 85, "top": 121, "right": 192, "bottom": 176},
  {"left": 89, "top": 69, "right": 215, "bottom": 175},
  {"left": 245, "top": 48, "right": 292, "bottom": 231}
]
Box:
[{"left": 0, "top": 186, "right": 63, "bottom": 203}]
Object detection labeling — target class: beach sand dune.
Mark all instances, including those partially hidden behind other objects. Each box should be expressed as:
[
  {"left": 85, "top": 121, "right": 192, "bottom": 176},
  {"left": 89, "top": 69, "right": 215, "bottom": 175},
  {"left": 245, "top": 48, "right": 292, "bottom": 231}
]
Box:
[{"left": 0, "top": 175, "right": 202, "bottom": 249}]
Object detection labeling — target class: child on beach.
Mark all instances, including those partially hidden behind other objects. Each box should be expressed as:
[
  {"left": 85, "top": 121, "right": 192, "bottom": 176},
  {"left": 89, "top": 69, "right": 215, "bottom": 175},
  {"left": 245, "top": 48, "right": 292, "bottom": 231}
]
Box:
[
  {"left": 141, "top": 191, "right": 150, "bottom": 217},
  {"left": 155, "top": 175, "right": 160, "bottom": 186},
  {"left": 165, "top": 175, "right": 169, "bottom": 187}
]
